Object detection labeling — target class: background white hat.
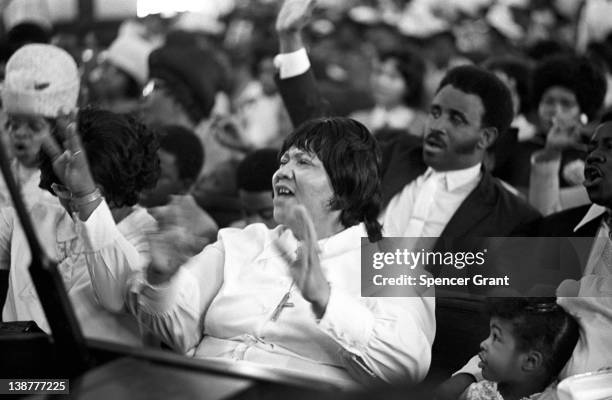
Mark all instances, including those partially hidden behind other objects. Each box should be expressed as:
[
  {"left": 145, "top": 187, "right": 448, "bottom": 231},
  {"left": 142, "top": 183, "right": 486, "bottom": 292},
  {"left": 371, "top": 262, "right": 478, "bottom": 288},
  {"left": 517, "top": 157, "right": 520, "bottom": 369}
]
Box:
[
  {"left": 172, "top": 11, "right": 226, "bottom": 35},
  {"left": 2, "top": 0, "right": 52, "bottom": 33},
  {"left": 106, "top": 34, "right": 157, "bottom": 86},
  {"left": 2, "top": 43, "right": 79, "bottom": 118}
]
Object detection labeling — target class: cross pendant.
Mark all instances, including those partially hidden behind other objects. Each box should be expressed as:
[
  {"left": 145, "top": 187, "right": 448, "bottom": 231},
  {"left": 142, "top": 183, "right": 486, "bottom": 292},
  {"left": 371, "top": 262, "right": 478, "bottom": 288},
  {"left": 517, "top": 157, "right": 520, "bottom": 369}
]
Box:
[{"left": 270, "top": 291, "right": 295, "bottom": 322}]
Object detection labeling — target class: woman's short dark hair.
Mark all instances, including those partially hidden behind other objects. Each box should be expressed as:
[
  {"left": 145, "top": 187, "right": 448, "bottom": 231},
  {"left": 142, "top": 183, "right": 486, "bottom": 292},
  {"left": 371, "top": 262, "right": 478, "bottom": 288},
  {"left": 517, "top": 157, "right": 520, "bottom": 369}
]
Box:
[
  {"left": 39, "top": 108, "right": 160, "bottom": 208},
  {"left": 437, "top": 65, "right": 514, "bottom": 138},
  {"left": 379, "top": 47, "right": 426, "bottom": 109},
  {"left": 280, "top": 117, "right": 382, "bottom": 242},
  {"left": 486, "top": 297, "right": 579, "bottom": 384}
]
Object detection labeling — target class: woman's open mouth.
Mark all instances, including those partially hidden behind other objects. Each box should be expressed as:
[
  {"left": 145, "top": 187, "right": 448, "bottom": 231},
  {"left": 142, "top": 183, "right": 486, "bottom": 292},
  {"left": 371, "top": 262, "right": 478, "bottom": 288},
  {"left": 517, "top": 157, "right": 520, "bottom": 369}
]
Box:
[{"left": 274, "top": 184, "right": 295, "bottom": 198}]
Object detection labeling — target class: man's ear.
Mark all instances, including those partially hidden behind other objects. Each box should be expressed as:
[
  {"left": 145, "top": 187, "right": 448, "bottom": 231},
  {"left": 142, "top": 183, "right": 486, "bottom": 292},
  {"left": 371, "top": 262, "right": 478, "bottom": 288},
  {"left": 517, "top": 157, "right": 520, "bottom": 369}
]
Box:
[
  {"left": 521, "top": 350, "right": 544, "bottom": 373},
  {"left": 479, "top": 127, "right": 498, "bottom": 150}
]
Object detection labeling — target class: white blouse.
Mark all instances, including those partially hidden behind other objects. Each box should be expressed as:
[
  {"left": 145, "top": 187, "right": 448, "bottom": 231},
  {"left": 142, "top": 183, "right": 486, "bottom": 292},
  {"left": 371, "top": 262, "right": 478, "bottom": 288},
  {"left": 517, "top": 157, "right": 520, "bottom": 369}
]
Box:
[
  {"left": 1, "top": 200, "right": 154, "bottom": 345},
  {"left": 127, "top": 223, "right": 435, "bottom": 386}
]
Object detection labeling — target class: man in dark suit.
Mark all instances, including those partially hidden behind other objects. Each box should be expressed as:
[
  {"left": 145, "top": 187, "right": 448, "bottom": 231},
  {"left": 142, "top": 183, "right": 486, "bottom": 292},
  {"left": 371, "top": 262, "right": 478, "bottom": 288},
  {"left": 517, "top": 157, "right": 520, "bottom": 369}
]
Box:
[
  {"left": 526, "top": 115, "right": 612, "bottom": 269},
  {"left": 273, "top": 0, "right": 540, "bottom": 256}
]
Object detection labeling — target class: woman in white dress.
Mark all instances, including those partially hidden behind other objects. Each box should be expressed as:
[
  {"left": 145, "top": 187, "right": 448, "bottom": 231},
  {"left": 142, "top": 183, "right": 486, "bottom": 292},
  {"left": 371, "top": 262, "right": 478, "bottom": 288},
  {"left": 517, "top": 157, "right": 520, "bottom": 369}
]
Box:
[{"left": 126, "top": 117, "right": 436, "bottom": 387}]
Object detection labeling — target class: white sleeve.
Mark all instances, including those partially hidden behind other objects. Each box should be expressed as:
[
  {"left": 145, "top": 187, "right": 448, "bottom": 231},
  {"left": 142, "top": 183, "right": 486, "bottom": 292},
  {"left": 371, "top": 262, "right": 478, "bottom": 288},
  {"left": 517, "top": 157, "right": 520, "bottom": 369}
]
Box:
[
  {"left": 126, "top": 241, "right": 225, "bottom": 353},
  {"left": 78, "top": 200, "right": 154, "bottom": 313},
  {"left": 318, "top": 287, "right": 435, "bottom": 384},
  {"left": 529, "top": 150, "right": 562, "bottom": 216},
  {"left": 529, "top": 150, "right": 590, "bottom": 215},
  {"left": 453, "top": 354, "right": 484, "bottom": 382},
  {"left": 557, "top": 276, "right": 612, "bottom": 378},
  {"left": 273, "top": 48, "right": 311, "bottom": 79}
]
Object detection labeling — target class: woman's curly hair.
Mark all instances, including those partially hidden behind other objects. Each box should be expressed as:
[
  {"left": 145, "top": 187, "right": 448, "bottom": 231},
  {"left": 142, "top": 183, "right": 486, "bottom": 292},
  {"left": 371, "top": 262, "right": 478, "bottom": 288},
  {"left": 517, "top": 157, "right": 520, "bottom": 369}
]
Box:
[{"left": 40, "top": 107, "right": 160, "bottom": 208}]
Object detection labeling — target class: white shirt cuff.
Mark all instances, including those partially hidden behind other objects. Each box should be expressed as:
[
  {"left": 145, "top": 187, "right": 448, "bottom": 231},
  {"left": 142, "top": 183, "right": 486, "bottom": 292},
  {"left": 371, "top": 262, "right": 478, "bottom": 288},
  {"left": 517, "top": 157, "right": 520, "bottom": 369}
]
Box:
[
  {"left": 78, "top": 199, "right": 120, "bottom": 252},
  {"left": 273, "top": 48, "right": 311, "bottom": 79},
  {"left": 317, "top": 286, "right": 374, "bottom": 353},
  {"left": 453, "top": 354, "right": 483, "bottom": 381}
]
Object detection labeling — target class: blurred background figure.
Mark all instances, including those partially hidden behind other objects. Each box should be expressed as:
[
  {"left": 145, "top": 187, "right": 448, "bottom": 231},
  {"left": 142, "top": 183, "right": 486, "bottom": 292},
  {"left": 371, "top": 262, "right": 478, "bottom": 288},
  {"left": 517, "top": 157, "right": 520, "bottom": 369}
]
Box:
[
  {"left": 481, "top": 55, "right": 535, "bottom": 142},
  {"left": 0, "top": 43, "right": 78, "bottom": 208},
  {"left": 230, "top": 148, "right": 278, "bottom": 229},
  {"left": 88, "top": 27, "right": 157, "bottom": 114},
  {"left": 350, "top": 47, "right": 427, "bottom": 138},
  {"left": 139, "top": 124, "right": 219, "bottom": 248},
  {"left": 500, "top": 54, "right": 607, "bottom": 196},
  {"left": 0, "top": 0, "right": 52, "bottom": 62},
  {"left": 139, "top": 125, "right": 205, "bottom": 208}
]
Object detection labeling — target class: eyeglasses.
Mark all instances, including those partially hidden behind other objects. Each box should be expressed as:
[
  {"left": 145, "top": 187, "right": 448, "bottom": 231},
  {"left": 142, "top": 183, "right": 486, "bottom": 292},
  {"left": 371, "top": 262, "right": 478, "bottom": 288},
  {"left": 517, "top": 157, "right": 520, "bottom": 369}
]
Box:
[{"left": 142, "top": 79, "right": 169, "bottom": 98}]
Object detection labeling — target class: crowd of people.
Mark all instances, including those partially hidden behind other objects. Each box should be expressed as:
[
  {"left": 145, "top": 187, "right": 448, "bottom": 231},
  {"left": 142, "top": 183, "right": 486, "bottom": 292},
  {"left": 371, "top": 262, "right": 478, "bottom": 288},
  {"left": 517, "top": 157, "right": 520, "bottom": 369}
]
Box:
[{"left": 0, "top": 0, "right": 611, "bottom": 399}]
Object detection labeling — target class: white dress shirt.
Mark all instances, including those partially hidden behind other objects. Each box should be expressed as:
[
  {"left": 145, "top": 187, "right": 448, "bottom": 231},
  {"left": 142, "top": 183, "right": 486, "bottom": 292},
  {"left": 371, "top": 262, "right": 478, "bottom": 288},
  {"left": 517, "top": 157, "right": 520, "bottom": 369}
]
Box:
[
  {"left": 381, "top": 164, "right": 482, "bottom": 237},
  {"left": 573, "top": 204, "right": 611, "bottom": 276},
  {"left": 127, "top": 223, "right": 435, "bottom": 386},
  {"left": 0, "top": 200, "right": 155, "bottom": 345}
]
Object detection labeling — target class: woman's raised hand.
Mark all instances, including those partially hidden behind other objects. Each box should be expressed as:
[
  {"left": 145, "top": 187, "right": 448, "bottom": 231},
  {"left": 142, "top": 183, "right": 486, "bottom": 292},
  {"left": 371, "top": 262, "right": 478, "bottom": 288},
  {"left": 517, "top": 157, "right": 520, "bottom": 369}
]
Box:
[
  {"left": 545, "top": 115, "right": 585, "bottom": 152},
  {"left": 286, "top": 205, "right": 331, "bottom": 318},
  {"left": 40, "top": 108, "right": 96, "bottom": 197}
]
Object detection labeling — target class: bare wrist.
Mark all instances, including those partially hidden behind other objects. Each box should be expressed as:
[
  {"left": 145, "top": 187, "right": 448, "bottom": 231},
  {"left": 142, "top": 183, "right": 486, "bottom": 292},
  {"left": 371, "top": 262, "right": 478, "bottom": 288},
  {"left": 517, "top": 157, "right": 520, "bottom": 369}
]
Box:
[
  {"left": 311, "top": 283, "right": 330, "bottom": 319},
  {"left": 279, "top": 31, "right": 304, "bottom": 53},
  {"left": 72, "top": 183, "right": 97, "bottom": 198}
]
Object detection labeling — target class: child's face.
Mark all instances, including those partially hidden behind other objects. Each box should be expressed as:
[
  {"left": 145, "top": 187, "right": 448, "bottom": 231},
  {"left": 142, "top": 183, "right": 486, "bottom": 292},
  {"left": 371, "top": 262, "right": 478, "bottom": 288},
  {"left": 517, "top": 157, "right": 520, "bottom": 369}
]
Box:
[
  {"left": 5, "top": 113, "right": 52, "bottom": 168},
  {"left": 479, "top": 316, "right": 524, "bottom": 383}
]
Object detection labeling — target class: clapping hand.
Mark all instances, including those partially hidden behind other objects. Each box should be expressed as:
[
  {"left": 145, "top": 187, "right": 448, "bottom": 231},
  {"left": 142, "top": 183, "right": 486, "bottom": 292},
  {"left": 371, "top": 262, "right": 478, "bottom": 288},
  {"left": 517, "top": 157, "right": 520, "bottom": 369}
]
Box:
[
  {"left": 146, "top": 213, "right": 197, "bottom": 285},
  {"left": 277, "top": 205, "right": 330, "bottom": 317},
  {"left": 148, "top": 195, "right": 218, "bottom": 255}
]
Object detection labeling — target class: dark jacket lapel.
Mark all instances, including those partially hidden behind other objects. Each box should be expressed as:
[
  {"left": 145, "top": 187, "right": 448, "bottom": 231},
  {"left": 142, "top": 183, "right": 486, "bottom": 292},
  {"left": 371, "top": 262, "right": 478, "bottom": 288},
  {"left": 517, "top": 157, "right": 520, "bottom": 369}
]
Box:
[
  {"left": 438, "top": 170, "right": 497, "bottom": 239},
  {"left": 381, "top": 142, "right": 426, "bottom": 207}
]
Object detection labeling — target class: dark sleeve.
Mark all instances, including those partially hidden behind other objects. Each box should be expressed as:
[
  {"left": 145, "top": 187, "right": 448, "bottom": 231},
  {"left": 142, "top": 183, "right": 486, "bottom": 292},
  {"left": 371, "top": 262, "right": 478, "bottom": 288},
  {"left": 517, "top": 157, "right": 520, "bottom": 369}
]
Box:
[
  {"left": 510, "top": 212, "right": 543, "bottom": 236},
  {"left": 275, "top": 68, "right": 329, "bottom": 128}
]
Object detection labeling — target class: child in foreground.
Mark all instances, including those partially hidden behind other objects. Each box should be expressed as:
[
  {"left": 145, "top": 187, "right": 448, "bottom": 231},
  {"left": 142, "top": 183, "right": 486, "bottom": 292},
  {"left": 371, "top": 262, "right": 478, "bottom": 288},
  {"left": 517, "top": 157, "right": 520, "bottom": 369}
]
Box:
[{"left": 462, "top": 297, "right": 579, "bottom": 400}]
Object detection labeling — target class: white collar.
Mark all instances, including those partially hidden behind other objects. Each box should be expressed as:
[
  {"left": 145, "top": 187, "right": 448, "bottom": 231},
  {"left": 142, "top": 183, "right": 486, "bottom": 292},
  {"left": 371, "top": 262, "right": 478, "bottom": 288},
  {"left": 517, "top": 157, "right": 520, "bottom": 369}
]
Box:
[
  {"left": 257, "top": 223, "right": 367, "bottom": 263},
  {"left": 425, "top": 163, "right": 482, "bottom": 191},
  {"left": 574, "top": 204, "right": 608, "bottom": 232}
]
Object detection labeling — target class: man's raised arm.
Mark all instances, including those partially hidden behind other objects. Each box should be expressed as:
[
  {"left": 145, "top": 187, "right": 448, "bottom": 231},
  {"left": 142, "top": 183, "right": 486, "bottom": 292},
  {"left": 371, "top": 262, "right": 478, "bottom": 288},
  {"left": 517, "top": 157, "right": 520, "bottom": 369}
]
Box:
[{"left": 275, "top": 0, "right": 328, "bottom": 127}]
